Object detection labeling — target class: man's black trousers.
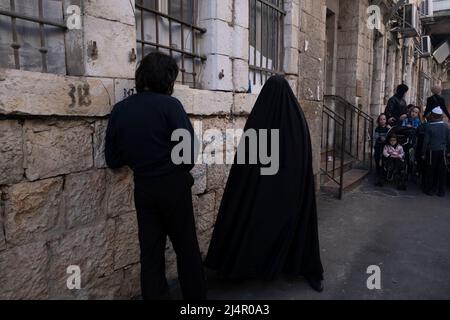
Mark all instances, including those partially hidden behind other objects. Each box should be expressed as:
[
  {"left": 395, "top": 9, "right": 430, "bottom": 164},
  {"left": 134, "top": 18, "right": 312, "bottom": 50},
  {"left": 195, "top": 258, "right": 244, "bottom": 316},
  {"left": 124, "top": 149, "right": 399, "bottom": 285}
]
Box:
[
  {"left": 424, "top": 150, "right": 447, "bottom": 196},
  {"left": 134, "top": 170, "right": 207, "bottom": 300}
]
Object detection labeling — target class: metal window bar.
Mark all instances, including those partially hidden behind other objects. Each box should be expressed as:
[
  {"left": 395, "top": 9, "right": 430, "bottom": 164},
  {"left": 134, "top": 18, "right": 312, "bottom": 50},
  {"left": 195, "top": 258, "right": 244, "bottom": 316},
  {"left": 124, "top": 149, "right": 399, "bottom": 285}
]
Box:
[
  {"left": 0, "top": 0, "right": 67, "bottom": 73},
  {"left": 249, "top": 0, "right": 285, "bottom": 85},
  {"left": 136, "top": 0, "right": 206, "bottom": 88}
]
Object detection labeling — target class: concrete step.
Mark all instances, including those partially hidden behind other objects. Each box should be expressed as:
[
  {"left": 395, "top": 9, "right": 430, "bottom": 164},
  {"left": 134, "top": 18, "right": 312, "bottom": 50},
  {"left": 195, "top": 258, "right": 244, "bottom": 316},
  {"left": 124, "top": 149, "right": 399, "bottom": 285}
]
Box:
[
  {"left": 320, "top": 149, "right": 335, "bottom": 162},
  {"left": 320, "top": 157, "right": 354, "bottom": 184},
  {"left": 321, "top": 169, "right": 369, "bottom": 195}
]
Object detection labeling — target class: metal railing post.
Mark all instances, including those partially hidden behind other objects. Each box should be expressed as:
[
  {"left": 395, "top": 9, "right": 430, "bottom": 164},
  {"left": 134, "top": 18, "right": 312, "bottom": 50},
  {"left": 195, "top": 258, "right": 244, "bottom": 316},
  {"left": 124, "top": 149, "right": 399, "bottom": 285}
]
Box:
[{"left": 339, "top": 117, "right": 346, "bottom": 200}]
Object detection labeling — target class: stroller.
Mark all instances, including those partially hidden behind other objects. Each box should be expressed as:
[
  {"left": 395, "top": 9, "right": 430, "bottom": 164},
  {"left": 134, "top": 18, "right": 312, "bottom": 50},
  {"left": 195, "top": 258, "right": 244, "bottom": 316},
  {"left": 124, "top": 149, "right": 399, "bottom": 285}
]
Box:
[{"left": 381, "top": 126, "right": 417, "bottom": 189}]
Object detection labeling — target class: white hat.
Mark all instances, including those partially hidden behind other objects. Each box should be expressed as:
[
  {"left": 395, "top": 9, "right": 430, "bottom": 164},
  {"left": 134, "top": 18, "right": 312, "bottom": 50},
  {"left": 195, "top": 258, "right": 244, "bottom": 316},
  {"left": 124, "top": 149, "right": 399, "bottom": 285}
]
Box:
[{"left": 432, "top": 107, "right": 443, "bottom": 115}]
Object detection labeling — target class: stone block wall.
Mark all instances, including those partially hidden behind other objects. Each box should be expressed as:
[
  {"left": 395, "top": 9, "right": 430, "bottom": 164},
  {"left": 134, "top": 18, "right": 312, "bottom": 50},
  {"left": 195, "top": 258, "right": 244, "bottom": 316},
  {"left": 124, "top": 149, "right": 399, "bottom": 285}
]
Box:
[
  {"left": 0, "top": 67, "right": 255, "bottom": 299},
  {"left": 298, "top": 0, "right": 327, "bottom": 180}
]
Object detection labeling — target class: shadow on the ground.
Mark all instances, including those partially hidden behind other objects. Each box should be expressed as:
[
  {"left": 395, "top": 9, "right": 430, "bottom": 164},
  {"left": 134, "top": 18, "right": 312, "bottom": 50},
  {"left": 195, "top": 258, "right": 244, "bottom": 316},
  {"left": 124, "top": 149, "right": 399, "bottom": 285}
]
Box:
[{"left": 171, "top": 177, "right": 450, "bottom": 300}]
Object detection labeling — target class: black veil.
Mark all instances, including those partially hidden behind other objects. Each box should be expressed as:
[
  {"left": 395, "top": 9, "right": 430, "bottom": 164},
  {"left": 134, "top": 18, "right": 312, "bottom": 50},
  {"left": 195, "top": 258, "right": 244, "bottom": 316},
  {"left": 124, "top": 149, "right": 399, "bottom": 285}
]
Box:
[{"left": 205, "top": 76, "right": 323, "bottom": 281}]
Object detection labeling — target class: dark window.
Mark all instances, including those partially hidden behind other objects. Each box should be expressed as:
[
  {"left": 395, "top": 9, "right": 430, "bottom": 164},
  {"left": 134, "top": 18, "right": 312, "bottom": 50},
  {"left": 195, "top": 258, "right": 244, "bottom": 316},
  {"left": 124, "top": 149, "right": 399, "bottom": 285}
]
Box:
[
  {"left": 249, "top": 0, "right": 285, "bottom": 88},
  {"left": 136, "top": 0, "right": 206, "bottom": 88},
  {"left": 0, "top": 0, "right": 67, "bottom": 74}
]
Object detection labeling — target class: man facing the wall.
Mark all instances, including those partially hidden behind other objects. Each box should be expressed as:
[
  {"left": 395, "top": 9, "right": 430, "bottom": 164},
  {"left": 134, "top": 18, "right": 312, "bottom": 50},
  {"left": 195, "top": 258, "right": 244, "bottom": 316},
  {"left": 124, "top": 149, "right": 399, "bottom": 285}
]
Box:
[{"left": 105, "top": 52, "right": 206, "bottom": 300}]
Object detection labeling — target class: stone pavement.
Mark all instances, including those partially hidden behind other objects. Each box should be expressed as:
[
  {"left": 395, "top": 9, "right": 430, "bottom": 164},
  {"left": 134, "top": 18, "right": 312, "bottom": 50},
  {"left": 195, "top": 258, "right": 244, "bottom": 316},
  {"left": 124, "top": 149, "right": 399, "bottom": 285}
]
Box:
[{"left": 201, "top": 179, "right": 450, "bottom": 300}]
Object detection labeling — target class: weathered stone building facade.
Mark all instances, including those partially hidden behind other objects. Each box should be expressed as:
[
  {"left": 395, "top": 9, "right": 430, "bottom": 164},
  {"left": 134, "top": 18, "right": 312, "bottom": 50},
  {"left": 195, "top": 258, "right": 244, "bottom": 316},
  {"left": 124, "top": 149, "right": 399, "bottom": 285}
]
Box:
[{"left": 0, "top": 0, "right": 448, "bottom": 299}]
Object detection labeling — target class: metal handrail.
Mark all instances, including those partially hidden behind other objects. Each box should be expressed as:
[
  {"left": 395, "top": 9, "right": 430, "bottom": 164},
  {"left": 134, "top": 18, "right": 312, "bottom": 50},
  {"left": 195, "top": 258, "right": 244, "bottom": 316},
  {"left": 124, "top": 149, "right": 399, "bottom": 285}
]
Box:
[
  {"left": 323, "top": 95, "right": 374, "bottom": 171},
  {"left": 321, "top": 96, "right": 375, "bottom": 199},
  {"left": 323, "top": 104, "right": 345, "bottom": 123},
  {"left": 321, "top": 104, "right": 346, "bottom": 199},
  {"left": 324, "top": 95, "right": 372, "bottom": 121}
]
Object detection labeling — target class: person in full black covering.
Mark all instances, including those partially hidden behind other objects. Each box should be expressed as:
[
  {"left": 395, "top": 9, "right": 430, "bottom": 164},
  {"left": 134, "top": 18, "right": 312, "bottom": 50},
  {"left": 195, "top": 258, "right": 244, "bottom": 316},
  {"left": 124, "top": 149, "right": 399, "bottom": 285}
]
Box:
[
  {"left": 204, "top": 76, "right": 324, "bottom": 292},
  {"left": 105, "top": 52, "right": 206, "bottom": 300}
]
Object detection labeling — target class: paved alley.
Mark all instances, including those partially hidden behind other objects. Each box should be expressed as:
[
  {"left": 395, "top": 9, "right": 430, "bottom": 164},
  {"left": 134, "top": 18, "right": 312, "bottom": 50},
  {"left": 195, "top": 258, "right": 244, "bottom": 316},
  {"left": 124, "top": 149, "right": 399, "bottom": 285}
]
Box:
[{"left": 204, "top": 179, "right": 450, "bottom": 300}]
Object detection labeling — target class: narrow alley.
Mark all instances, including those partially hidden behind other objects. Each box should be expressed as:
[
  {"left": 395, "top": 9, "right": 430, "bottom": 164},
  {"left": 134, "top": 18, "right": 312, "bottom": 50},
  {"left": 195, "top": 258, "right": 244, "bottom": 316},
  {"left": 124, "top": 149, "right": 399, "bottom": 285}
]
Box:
[{"left": 204, "top": 179, "right": 450, "bottom": 300}]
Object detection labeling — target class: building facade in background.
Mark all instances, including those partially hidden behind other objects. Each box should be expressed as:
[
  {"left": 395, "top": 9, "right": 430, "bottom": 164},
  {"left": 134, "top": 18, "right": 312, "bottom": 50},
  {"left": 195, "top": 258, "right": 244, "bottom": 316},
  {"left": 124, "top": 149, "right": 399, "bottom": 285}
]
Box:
[{"left": 0, "top": 0, "right": 448, "bottom": 299}]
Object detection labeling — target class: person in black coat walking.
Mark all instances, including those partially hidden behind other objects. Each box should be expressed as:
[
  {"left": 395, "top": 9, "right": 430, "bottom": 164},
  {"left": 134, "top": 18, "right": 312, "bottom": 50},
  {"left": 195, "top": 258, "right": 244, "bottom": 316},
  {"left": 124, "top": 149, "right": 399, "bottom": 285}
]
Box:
[
  {"left": 424, "top": 85, "right": 450, "bottom": 121},
  {"left": 422, "top": 107, "right": 450, "bottom": 197},
  {"left": 385, "top": 84, "right": 409, "bottom": 126},
  {"left": 205, "top": 76, "right": 324, "bottom": 292}
]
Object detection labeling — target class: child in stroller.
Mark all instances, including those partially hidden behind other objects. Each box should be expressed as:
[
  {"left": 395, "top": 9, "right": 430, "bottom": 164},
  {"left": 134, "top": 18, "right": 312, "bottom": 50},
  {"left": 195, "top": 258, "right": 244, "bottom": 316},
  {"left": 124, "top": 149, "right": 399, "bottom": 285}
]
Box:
[
  {"left": 383, "top": 134, "right": 407, "bottom": 190},
  {"left": 384, "top": 106, "right": 423, "bottom": 181},
  {"left": 386, "top": 125, "right": 418, "bottom": 180}
]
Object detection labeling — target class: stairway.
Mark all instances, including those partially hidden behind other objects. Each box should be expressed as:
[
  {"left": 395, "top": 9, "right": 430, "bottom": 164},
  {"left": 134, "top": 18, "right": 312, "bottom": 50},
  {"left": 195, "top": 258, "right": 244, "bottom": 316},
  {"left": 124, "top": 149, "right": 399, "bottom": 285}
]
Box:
[
  {"left": 320, "top": 150, "right": 370, "bottom": 197},
  {"left": 321, "top": 95, "right": 374, "bottom": 199}
]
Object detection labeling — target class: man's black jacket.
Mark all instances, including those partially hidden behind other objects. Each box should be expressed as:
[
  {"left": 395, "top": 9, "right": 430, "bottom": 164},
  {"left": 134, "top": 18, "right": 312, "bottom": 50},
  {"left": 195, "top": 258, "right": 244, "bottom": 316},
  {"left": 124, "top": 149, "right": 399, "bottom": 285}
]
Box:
[
  {"left": 425, "top": 94, "right": 450, "bottom": 120},
  {"left": 105, "top": 91, "right": 196, "bottom": 178},
  {"left": 385, "top": 94, "right": 408, "bottom": 125}
]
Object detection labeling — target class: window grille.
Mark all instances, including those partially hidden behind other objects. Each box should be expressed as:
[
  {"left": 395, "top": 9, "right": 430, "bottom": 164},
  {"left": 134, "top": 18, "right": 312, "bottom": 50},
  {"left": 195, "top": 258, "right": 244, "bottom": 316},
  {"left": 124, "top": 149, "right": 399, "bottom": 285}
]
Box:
[
  {"left": 136, "top": 0, "right": 206, "bottom": 88},
  {"left": 249, "top": 0, "right": 285, "bottom": 89},
  {"left": 0, "top": 0, "right": 67, "bottom": 74}
]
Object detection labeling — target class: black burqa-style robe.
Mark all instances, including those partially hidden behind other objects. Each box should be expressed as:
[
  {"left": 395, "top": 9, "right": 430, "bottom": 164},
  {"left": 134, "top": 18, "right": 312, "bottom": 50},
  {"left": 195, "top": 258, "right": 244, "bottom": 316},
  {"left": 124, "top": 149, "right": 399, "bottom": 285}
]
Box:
[{"left": 204, "top": 75, "right": 324, "bottom": 281}]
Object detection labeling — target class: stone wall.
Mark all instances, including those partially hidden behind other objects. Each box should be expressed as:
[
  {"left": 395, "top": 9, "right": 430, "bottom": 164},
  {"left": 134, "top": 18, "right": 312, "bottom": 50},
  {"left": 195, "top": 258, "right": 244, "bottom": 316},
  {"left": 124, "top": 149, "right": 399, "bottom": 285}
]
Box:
[
  {"left": 298, "top": 0, "right": 327, "bottom": 180},
  {"left": 0, "top": 67, "right": 256, "bottom": 299}
]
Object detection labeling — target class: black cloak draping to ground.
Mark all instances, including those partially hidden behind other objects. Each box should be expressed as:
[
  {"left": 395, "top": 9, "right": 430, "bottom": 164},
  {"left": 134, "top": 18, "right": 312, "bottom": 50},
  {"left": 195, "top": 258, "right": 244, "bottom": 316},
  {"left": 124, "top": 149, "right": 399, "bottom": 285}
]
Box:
[{"left": 204, "top": 76, "right": 324, "bottom": 281}]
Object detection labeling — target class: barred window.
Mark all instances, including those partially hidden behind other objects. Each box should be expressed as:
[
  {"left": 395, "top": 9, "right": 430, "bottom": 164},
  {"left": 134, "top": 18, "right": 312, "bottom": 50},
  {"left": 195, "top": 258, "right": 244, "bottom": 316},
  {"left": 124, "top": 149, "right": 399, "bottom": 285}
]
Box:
[
  {"left": 136, "top": 0, "right": 206, "bottom": 88},
  {"left": 249, "top": 0, "right": 285, "bottom": 90},
  {"left": 0, "top": 0, "right": 67, "bottom": 74}
]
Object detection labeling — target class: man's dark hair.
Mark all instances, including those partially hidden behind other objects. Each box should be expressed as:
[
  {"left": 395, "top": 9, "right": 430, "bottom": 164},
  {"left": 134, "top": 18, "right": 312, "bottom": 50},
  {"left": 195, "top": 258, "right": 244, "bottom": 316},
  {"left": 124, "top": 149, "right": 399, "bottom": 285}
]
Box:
[
  {"left": 396, "top": 84, "right": 409, "bottom": 96},
  {"left": 135, "top": 52, "right": 179, "bottom": 95}
]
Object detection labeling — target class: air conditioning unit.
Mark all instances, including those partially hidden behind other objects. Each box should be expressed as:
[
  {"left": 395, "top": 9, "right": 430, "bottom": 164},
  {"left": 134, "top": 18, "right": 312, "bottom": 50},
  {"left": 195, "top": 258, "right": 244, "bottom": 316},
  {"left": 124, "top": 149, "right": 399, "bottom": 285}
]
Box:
[
  {"left": 420, "top": 0, "right": 434, "bottom": 17},
  {"left": 401, "top": 3, "right": 419, "bottom": 37},
  {"left": 433, "top": 41, "right": 450, "bottom": 64},
  {"left": 158, "top": 0, "right": 169, "bottom": 14},
  {"left": 421, "top": 36, "right": 432, "bottom": 56}
]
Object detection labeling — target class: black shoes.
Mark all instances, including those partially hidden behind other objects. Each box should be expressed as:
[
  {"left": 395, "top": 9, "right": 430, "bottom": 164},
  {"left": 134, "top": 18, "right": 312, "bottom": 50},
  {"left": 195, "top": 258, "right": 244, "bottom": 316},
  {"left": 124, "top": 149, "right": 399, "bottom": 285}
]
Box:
[
  {"left": 374, "top": 180, "right": 383, "bottom": 187},
  {"left": 305, "top": 276, "right": 324, "bottom": 293}
]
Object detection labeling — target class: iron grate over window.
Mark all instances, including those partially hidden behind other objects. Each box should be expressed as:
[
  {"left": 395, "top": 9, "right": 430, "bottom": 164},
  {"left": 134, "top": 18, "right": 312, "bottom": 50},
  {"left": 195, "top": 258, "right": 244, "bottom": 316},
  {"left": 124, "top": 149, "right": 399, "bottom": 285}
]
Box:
[
  {"left": 0, "top": 0, "right": 67, "bottom": 74},
  {"left": 136, "top": 0, "right": 206, "bottom": 88},
  {"left": 249, "top": 0, "right": 285, "bottom": 89}
]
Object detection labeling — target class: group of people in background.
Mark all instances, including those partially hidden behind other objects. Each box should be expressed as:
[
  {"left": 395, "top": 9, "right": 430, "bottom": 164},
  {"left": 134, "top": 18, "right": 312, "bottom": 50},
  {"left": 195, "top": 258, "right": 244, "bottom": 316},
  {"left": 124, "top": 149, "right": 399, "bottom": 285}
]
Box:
[{"left": 374, "top": 84, "right": 450, "bottom": 197}]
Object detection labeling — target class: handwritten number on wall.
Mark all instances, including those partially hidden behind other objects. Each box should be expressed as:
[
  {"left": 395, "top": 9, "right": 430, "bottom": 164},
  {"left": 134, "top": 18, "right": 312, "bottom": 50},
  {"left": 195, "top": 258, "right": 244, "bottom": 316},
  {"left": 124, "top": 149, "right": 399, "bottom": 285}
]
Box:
[
  {"left": 123, "top": 88, "right": 135, "bottom": 99},
  {"left": 68, "top": 84, "right": 92, "bottom": 108}
]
